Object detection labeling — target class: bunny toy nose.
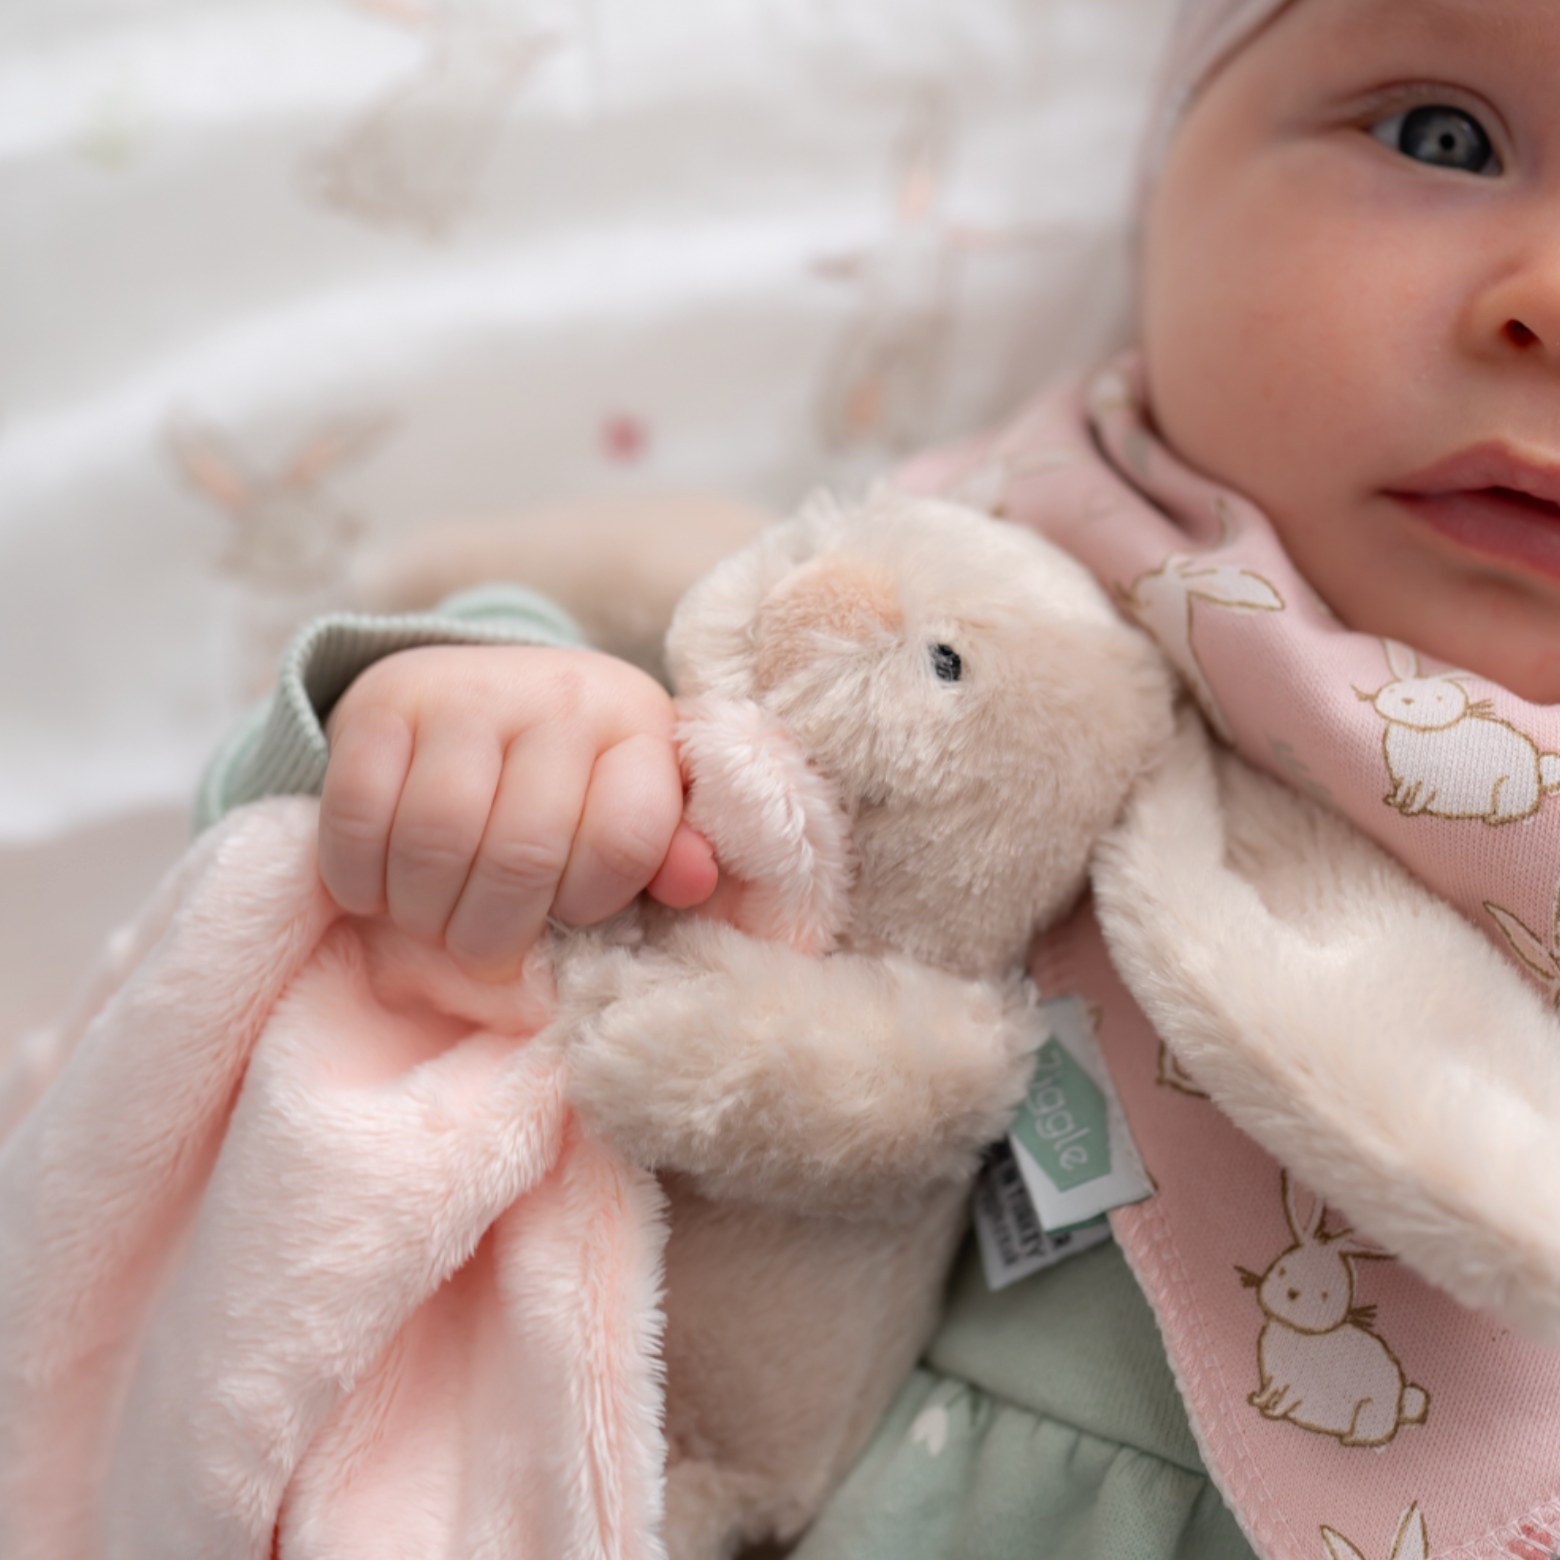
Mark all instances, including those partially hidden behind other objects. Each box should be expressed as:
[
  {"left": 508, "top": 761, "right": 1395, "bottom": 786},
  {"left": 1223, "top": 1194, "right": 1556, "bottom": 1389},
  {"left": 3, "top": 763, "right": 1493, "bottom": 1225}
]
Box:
[{"left": 753, "top": 557, "right": 903, "bottom": 691}]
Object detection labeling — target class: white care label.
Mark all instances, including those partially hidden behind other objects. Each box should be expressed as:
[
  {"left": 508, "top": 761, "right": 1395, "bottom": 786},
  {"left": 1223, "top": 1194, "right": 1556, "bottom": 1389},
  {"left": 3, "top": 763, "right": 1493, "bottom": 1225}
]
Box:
[
  {"left": 973, "top": 995, "right": 1152, "bottom": 1291},
  {"left": 973, "top": 1139, "right": 1113, "bottom": 1290}
]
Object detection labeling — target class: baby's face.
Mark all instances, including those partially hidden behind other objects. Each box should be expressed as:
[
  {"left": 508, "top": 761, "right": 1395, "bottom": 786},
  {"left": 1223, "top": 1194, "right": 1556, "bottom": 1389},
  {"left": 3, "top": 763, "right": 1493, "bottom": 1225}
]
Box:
[{"left": 1142, "top": 0, "right": 1560, "bottom": 701}]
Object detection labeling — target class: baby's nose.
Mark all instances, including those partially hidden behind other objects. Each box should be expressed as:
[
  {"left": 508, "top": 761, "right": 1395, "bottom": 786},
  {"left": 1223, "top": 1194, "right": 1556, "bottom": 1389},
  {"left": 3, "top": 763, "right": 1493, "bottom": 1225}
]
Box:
[{"left": 1462, "top": 228, "right": 1560, "bottom": 371}]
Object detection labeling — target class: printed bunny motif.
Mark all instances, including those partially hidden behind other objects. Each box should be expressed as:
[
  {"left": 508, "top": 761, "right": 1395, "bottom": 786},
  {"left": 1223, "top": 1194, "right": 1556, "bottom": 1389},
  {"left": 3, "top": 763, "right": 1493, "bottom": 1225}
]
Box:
[
  {"left": 1321, "top": 1503, "right": 1429, "bottom": 1560},
  {"left": 815, "top": 92, "right": 961, "bottom": 456},
  {"left": 309, "top": 0, "right": 559, "bottom": 237},
  {"left": 1118, "top": 502, "right": 1284, "bottom": 744},
  {"left": 1155, "top": 1040, "right": 1208, "bottom": 1098},
  {"left": 168, "top": 416, "right": 388, "bottom": 593},
  {"left": 1238, "top": 1173, "right": 1428, "bottom": 1448},
  {"left": 1362, "top": 639, "right": 1560, "bottom": 824},
  {"left": 1486, "top": 881, "right": 1560, "bottom": 1006},
  {"left": 169, "top": 414, "right": 389, "bottom": 692},
  {"left": 814, "top": 91, "right": 1051, "bottom": 459}
]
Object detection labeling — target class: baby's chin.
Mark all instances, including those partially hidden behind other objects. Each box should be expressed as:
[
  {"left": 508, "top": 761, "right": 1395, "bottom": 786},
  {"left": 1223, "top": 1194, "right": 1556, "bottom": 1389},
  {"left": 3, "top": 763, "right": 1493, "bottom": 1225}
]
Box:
[{"left": 1314, "top": 503, "right": 1560, "bottom": 705}]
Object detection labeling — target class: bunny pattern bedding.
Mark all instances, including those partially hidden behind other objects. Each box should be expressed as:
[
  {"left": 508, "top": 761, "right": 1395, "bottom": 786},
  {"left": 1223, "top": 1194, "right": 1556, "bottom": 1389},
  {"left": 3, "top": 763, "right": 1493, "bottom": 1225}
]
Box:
[{"left": 0, "top": 0, "right": 1173, "bottom": 845}]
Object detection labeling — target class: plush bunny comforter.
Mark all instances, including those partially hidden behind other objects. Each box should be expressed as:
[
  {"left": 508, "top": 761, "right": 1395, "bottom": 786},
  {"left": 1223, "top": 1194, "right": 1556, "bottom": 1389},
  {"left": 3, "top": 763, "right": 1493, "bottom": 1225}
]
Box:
[
  {"left": 0, "top": 798, "right": 670, "bottom": 1560},
  {"left": 0, "top": 491, "right": 1174, "bottom": 1560}
]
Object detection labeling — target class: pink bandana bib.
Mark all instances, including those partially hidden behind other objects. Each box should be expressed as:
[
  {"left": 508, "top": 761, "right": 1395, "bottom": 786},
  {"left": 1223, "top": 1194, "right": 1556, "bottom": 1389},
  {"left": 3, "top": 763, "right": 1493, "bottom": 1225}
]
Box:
[
  {"left": 899, "top": 359, "right": 1560, "bottom": 1560},
  {"left": 901, "top": 356, "right": 1560, "bottom": 997}
]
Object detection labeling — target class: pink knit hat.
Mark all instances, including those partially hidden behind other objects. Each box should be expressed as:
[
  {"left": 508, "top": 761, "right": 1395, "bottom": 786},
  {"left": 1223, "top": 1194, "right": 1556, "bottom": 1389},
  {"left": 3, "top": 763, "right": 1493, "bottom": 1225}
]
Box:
[{"left": 1141, "top": 0, "right": 1294, "bottom": 190}]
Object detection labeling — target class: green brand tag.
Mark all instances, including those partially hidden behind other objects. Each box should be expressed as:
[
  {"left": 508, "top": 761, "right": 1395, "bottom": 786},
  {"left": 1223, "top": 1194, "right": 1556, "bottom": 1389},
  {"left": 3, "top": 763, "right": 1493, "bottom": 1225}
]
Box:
[
  {"left": 1005, "top": 995, "right": 1153, "bottom": 1234},
  {"left": 1010, "top": 1036, "right": 1111, "bottom": 1191},
  {"left": 972, "top": 1139, "right": 1115, "bottom": 1291}
]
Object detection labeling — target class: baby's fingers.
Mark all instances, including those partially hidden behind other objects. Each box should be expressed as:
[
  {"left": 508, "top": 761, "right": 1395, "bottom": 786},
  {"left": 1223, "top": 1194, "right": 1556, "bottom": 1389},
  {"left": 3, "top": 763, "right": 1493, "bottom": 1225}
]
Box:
[
  {"left": 439, "top": 729, "right": 597, "bottom": 978},
  {"left": 646, "top": 822, "right": 719, "bottom": 911},
  {"left": 552, "top": 731, "right": 691, "bottom": 927},
  {"left": 383, "top": 721, "right": 507, "bottom": 945},
  {"left": 318, "top": 704, "right": 415, "bottom": 915}
]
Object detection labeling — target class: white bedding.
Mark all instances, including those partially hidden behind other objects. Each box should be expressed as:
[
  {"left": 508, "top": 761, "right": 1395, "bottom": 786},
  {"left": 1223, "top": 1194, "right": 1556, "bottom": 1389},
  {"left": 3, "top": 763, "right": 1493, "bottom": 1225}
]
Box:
[{"left": 0, "top": 0, "right": 1174, "bottom": 1035}]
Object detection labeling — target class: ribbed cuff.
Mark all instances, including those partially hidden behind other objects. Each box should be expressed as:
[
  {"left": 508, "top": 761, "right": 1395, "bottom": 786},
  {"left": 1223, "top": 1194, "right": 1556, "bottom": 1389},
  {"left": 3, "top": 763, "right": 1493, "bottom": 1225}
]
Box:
[{"left": 195, "top": 585, "right": 585, "bottom": 831}]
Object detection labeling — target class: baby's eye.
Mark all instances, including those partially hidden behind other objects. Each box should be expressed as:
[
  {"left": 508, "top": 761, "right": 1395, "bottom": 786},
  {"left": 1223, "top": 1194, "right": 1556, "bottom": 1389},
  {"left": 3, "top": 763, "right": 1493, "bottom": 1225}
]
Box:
[{"left": 1371, "top": 104, "right": 1499, "bottom": 175}]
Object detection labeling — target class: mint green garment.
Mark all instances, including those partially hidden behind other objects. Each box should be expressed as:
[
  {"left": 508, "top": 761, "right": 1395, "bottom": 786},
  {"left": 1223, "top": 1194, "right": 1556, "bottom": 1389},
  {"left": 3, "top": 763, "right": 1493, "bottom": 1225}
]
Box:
[{"left": 792, "top": 1239, "right": 1255, "bottom": 1560}]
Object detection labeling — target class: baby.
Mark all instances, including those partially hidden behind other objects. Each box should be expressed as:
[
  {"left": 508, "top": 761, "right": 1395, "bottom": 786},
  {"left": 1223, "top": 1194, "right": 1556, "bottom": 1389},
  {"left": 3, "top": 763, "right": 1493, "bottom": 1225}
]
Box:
[{"left": 203, "top": 0, "right": 1560, "bottom": 1555}]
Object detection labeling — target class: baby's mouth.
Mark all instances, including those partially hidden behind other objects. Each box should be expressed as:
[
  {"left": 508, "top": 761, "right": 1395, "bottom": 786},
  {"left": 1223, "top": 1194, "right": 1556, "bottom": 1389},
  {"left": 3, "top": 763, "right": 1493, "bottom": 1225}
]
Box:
[{"left": 1388, "top": 449, "right": 1560, "bottom": 584}]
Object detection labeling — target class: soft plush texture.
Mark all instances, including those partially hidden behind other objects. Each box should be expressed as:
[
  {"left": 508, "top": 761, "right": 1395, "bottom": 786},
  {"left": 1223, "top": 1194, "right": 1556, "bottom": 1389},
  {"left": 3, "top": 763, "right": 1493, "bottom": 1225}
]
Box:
[
  {"left": 1094, "top": 710, "right": 1560, "bottom": 1344},
  {"left": 0, "top": 490, "right": 1178, "bottom": 1560},
  {"left": 559, "top": 489, "right": 1179, "bottom": 1556},
  {"left": 0, "top": 798, "right": 670, "bottom": 1560}
]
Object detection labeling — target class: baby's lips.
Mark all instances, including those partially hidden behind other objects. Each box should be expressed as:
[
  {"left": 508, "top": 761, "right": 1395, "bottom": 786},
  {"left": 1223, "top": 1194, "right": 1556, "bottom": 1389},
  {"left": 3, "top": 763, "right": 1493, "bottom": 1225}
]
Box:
[{"left": 1390, "top": 440, "right": 1560, "bottom": 512}]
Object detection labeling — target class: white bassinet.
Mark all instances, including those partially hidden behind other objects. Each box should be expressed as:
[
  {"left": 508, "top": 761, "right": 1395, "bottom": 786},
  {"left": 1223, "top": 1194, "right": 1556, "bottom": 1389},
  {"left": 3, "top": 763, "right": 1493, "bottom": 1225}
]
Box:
[{"left": 0, "top": 0, "right": 1174, "bottom": 1050}]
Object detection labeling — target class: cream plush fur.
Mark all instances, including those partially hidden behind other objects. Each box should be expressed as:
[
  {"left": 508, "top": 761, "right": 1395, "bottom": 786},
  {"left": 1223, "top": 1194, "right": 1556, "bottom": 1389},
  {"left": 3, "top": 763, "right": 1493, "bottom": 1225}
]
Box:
[
  {"left": 555, "top": 490, "right": 1178, "bottom": 1558},
  {"left": 0, "top": 491, "right": 1176, "bottom": 1560},
  {"left": 1093, "top": 709, "right": 1560, "bottom": 1345},
  {"left": 0, "top": 800, "right": 674, "bottom": 1560}
]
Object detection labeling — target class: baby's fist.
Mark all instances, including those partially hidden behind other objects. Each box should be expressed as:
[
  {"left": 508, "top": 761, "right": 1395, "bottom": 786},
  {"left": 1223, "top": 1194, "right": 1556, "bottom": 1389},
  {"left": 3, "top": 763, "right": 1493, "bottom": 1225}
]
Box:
[{"left": 318, "top": 645, "right": 716, "bottom": 977}]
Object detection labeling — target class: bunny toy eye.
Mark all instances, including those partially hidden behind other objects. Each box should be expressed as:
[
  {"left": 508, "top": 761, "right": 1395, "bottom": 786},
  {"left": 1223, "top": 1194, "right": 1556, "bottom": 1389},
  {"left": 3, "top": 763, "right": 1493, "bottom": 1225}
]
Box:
[{"left": 930, "top": 643, "right": 962, "bottom": 683}]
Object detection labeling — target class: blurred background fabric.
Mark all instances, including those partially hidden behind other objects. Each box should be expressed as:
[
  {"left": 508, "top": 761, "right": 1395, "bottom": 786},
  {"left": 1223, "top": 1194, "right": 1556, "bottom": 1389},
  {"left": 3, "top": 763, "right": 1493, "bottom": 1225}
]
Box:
[{"left": 0, "top": 0, "right": 1175, "bottom": 1048}]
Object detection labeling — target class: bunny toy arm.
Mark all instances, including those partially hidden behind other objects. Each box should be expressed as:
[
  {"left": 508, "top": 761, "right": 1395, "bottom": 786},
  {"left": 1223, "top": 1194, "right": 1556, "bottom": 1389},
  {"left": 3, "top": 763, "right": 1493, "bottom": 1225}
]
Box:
[{"left": 557, "top": 920, "right": 1038, "bottom": 1219}]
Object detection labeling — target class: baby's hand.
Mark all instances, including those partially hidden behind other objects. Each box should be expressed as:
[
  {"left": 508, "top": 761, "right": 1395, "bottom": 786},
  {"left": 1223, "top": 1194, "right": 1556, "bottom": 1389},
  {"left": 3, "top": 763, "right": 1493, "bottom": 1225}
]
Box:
[{"left": 319, "top": 645, "right": 717, "bottom": 977}]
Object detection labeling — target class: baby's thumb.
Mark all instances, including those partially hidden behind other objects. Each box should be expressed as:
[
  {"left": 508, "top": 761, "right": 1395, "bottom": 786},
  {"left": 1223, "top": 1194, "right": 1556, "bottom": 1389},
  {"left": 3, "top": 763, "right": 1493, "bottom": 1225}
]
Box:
[{"left": 645, "top": 822, "right": 718, "bottom": 909}]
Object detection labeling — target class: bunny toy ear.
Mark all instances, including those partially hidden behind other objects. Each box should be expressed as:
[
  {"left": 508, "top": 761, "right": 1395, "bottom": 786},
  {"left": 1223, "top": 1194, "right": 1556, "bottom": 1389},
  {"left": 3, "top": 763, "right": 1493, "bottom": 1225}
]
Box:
[{"left": 674, "top": 695, "right": 854, "bottom": 955}]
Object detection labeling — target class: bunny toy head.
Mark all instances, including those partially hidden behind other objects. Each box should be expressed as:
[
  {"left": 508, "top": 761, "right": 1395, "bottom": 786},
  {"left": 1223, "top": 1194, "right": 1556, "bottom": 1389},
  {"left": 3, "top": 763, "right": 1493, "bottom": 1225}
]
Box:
[{"left": 665, "top": 490, "right": 1177, "bottom": 980}]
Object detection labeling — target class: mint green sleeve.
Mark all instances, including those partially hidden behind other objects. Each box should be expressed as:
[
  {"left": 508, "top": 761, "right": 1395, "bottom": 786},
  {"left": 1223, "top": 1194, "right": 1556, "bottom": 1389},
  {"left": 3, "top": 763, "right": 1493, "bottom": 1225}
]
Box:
[{"left": 194, "top": 584, "right": 588, "bottom": 831}]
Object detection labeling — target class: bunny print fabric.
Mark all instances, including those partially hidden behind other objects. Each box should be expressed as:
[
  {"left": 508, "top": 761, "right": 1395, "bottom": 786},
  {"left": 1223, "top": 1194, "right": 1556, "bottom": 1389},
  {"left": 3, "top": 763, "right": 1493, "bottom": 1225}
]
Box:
[{"left": 1031, "top": 886, "right": 1560, "bottom": 1560}]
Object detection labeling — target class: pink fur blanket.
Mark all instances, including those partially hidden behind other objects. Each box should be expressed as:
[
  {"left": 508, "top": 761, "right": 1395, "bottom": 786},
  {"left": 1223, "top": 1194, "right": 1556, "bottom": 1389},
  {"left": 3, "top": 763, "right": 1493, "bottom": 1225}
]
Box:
[{"left": 0, "top": 797, "right": 669, "bottom": 1560}]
